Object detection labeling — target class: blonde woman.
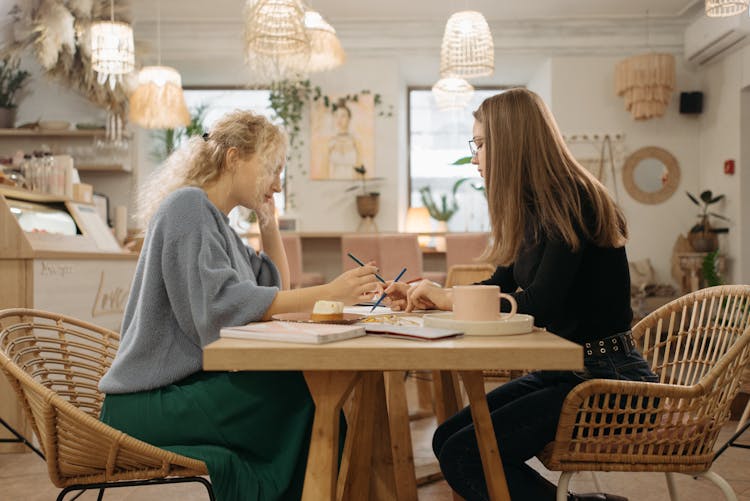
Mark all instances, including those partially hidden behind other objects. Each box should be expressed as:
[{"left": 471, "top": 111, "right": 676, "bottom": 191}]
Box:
[
  {"left": 99, "top": 111, "right": 379, "bottom": 501},
  {"left": 385, "top": 89, "right": 653, "bottom": 501}
]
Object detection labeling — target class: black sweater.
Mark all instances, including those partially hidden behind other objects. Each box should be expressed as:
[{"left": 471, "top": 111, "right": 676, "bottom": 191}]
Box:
[{"left": 480, "top": 212, "right": 632, "bottom": 345}]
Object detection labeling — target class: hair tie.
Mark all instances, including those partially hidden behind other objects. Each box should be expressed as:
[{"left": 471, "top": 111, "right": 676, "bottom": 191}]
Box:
[{"left": 202, "top": 132, "right": 209, "bottom": 141}]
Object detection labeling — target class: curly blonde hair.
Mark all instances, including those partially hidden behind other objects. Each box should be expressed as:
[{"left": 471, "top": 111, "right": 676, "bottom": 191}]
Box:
[{"left": 136, "top": 110, "right": 287, "bottom": 227}]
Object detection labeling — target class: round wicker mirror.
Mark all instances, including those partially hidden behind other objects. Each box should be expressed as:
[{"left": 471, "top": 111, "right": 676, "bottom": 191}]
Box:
[{"left": 622, "top": 146, "right": 680, "bottom": 205}]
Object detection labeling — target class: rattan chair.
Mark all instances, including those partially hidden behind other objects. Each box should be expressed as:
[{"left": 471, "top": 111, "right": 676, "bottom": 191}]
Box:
[
  {"left": 444, "top": 263, "right": 496, "bottom": 288},
  {"left": 0, "top": 308, "right": 214, "bottom": 501},
  {"left": 539, "top": 285, "right": 750, "bottom": 501}
]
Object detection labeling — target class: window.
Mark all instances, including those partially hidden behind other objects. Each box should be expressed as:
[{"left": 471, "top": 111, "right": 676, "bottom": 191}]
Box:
[
  {"left": 408, "top": 88, "right": 505, "bottom": 232},
  {"left": 182, "top": 89, "right": 286, "bottom": 218}
]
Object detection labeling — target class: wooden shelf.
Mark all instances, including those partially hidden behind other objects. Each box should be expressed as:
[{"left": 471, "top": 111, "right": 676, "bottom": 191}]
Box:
[
  {"left": 0, "top": 185, "right": 70, "bottom": 203},
  {"left": 0, "top": 128, "right": 106, "bottom": 138},
  {"left": 76, "top": 164, "right": 131, "bottom": 173}
]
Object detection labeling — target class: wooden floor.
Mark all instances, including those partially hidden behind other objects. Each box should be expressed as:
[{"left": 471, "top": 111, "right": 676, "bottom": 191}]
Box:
[{"left": 1, "top": 377, "right": 750, "bottom": 500}]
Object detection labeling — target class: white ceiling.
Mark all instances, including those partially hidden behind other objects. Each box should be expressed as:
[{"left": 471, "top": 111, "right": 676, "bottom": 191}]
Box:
[{"left": 131, "top": 0, "right": 702, "bottom": 23}]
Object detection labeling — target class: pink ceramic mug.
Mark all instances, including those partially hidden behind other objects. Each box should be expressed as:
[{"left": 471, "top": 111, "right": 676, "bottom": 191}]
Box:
[{"left": 452, "top": 285, "right": 517, "bottom": 322}]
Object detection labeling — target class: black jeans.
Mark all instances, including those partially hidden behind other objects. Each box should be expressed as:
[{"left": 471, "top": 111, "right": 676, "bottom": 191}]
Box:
[{"left": 432, "top": 340, "right": 658, "bottom": 501}]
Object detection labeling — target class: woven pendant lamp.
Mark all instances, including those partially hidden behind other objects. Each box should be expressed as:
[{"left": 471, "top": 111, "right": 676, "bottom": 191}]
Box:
[
  {"left": 432, "top": 77, "right": 474, "bottom": 110},
  {"left": 440, "top": 11, "right": 494, "bottom": 79},
  {"left": 129, "top": 67, "right": 190, "bottom": 129},
  {"left": 90, "top": 0, "right": 134, "bottom": 90},
  {"left": 129, "top": 0, "right": 189, "bottom": 129},
  {"left": 305, "top": 10, "right": 345, "bottom": 73},
  {"left": 705, "top": 0, "right": 749, "bottom": 17},
  {"left": 615, "top": 53, "right": 675, "bottom": 120},
  {"left": 244, "top": 0, "right": 310, "bottom": 83}
]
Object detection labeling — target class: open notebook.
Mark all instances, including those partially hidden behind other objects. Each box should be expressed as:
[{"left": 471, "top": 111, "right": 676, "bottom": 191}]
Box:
[{"left": 221, "top": 321, "right": 366, "bottom": 344}]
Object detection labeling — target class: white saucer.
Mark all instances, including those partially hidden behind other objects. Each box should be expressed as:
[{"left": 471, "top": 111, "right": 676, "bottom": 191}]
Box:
[{"left": 423, "top": 312, "right": 535, "bottom": 336}]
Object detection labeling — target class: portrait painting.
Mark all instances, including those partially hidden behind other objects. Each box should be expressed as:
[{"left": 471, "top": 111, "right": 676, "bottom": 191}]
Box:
[{"left": 310, "top": 93, "right": 375, "bottom": 180}]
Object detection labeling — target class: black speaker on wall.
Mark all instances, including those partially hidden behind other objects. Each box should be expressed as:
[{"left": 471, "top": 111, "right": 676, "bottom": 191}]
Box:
[{"left": 680, "top": 92, "right": 704, "bottom": 114}]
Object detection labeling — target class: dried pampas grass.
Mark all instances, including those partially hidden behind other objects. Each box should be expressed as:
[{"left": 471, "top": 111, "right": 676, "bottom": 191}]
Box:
[
  {"left": 34, "top": 0, "right": 76, "bottom": 69},
  {"left": 2, "top": 0, "right": 132, "bottom": 117}
]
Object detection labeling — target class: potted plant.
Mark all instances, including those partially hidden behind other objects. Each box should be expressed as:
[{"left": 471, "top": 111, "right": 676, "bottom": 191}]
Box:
[
  {"left": 686, "top": 190, "right": 729, "bottom": 252},
  {"left": 0, "top": 58, "right": 30, "bottom": 128},
  {"left": 348, "top": 165, "right": 380, "bottom": 218},
  {"left": 419, "top": 182, "right": 461, "bottom": 231}
]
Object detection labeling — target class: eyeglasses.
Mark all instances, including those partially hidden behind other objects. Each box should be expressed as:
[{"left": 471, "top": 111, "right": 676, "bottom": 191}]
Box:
[{"left": 468, "top": 139, "right": 482, "bottom": 157}]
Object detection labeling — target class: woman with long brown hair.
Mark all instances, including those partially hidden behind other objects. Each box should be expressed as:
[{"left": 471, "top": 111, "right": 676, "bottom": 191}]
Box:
[{"left": 385, "top": 88, "right": 653, "bottom": 500}]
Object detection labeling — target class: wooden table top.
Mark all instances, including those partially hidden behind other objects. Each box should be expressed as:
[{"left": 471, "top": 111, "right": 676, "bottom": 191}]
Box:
[{"left": 203, "top": 330, "right": 583, "bottom": 372}]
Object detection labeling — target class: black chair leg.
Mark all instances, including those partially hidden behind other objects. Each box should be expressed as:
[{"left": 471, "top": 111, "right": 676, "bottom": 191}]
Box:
[
  {"left": 713, "top": 419, "right": 750, "bottom": 461},
  {"left": 96, "top": 487, "right": 105, "bottom": 501},
  {"left": 0, "top": 416, "right": 45, "bottom": 460}
]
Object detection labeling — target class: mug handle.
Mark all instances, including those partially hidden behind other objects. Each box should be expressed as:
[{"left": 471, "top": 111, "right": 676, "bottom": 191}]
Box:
[{"left": 497, "top": 293, "right": 517, "bottom": 320}]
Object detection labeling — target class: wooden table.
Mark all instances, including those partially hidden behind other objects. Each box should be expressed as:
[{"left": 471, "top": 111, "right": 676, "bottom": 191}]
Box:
[{"left": 203, "top": 332, "right": 582, "bottom": 501}]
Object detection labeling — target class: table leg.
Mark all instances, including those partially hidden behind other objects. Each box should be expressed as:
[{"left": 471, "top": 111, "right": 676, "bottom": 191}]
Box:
[
  {"left": 302, "top": 371, "right": 360, "bottom": 501},
  {"left": 433, "top": 370, "right": 463, "bottom": 423},
  {"left": 459, "top": 371, "right": 511, "bottom": 501},
  {"left": 385, "top": 371, "right": 418, "bottom": 501},
  {"left": 338, "top": 372, "right": 398, "bottom": 501},
  {"left": 433, "top": 371, "right": 466, "bottom": 501}
]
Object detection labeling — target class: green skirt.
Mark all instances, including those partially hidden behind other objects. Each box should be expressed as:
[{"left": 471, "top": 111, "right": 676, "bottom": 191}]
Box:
[{"left": 100, "top": 371, "right": 314, "bottom": 501}]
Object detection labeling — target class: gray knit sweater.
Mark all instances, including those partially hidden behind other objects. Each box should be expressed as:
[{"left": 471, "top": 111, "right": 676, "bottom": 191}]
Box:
[{"left": 99, "top": 187, "right": 280, "bottom": 394}]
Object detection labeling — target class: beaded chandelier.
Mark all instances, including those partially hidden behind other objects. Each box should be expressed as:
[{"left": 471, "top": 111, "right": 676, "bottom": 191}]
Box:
[{"left": 90, "top": 0, "right": 134, "bottom": 90}]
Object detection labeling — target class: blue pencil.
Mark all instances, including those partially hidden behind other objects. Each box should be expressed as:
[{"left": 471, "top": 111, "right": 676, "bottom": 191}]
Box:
[
  {"left": 370, "top": 267, "right": 407, "bottom": 312},
  {"left": 347, "top": 252, "right": 386, "bottom": 283}
]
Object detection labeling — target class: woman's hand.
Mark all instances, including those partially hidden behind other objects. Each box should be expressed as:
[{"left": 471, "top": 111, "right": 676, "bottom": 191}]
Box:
[
  {"left": 381, "top": 282, "right": 411, "bottom": 311},
  {"left": 385, "top": 280, "right": 452, "bottom": 312},
  {"left": 257, "top": 196, "right": 278, "bottom": 231},
  {"left": 327, "top": 265, "right": 381, "bottom": 305}
]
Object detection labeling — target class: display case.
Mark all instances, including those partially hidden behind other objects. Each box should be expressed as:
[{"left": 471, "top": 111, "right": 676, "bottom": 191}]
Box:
[{"left": 0, "top": 186, "right": 137, "bottom": 453}]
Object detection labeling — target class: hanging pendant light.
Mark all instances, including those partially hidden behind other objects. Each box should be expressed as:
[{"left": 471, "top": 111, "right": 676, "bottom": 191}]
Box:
[
  {"left": 440, "top": 11, "right": 494, "bottom": 79},
  {"left": 614, "top": 53, "right": 675, "bottom": 120},
  {"left": 90, "top": 0, "right": 134, "bottom": 90},
  {"left": 129, "top": 67, "right": 190, "bottom": 129},
  {"left": 244, "top": 0, "right": 310, "bottom": 83},
  {"left": 129, "top": 0, "right": 190, "bottom": 129},
  {"left": 304, "top": 10, "right": 345, "bottom": 73},
  {"left": 432, "top": 77, "right": 474, "bottom": 110},
  {"left": 705, "top": 0, "right": 749, "bottom": 17}
]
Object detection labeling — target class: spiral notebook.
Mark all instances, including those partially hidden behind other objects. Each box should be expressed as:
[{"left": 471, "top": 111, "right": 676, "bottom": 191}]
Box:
[{"left": 221, "top": 321, "right": 366, "bottom": 344}]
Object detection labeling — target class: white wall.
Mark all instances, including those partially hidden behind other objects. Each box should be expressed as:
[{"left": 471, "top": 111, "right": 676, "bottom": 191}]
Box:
[
  {"left": 698, "top": 47, "right": 750, "bottom": 284},
  {"left": 547, "top": 56, "right": 703, "bottom": 286}
]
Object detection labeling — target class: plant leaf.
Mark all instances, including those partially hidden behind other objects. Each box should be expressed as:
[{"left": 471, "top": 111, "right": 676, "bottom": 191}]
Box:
[
  {"left": 452, "top": 156, "right": 473, "bottom": 165},
  {"left": 709, "top": 195, "right": 725, "bottom": 204},
  {"left": 686, "top": 192, "right": 701, "bottom": 206},
  {"left": 699, "top": 190, "right": 713, "bottom": 203},
  {"left": 709, "top": 212, "right": 730, "bottom": 221}
]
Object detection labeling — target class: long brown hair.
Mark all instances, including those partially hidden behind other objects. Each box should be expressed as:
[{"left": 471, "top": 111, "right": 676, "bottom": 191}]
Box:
[
  {"left": 475, "top": 88, "right": 627, "bottom": 266},
  {"left": 137, "top": 110, "right": 286, "bottom": 227}
]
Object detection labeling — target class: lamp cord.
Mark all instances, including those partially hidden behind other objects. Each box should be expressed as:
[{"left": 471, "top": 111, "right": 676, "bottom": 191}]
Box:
[{"left": 157, "top": 0, "right": 161, "bottom": 66}]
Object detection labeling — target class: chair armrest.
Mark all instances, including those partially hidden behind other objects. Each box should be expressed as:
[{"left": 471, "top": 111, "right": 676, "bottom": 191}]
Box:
[{"left": 548, "top": 378, "right": 709, "bottom": 460}]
